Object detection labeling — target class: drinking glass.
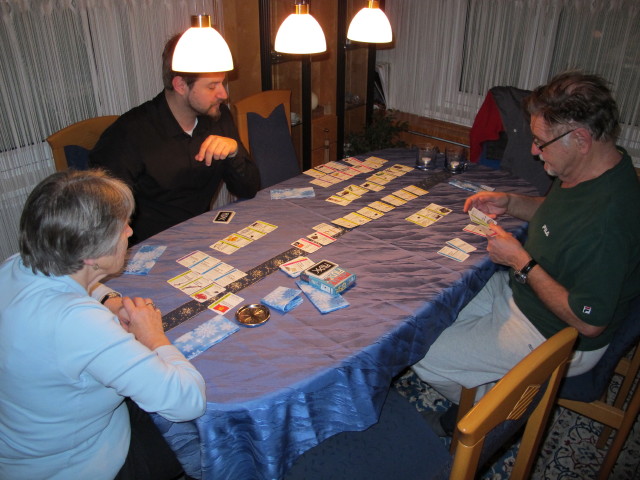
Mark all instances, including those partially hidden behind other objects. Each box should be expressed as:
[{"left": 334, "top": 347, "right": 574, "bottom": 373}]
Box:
[
  {"left": 415, "top": 143, "right": 439, "bottom": 170},
  {"left": 444, "top": 146, "right": 467, "bottom": 174}
]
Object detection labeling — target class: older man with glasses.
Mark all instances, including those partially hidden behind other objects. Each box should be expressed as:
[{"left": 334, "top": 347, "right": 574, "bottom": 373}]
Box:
[{"left": 413, "top": 71, "right": 640, "bottom": 437}]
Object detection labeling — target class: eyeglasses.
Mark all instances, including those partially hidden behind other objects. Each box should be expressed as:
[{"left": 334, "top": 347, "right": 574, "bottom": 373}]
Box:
[{"left": 533, "top": 128, "right": 576, "bottom": 152}]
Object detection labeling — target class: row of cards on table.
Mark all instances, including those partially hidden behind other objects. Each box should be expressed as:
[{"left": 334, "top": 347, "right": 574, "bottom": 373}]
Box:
[{"left": 303, "top": 156, "right": 389, "bottom": 188}]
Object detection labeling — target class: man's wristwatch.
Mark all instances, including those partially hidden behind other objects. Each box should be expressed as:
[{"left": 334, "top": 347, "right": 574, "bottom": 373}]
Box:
[
  {"left": 514, "top": 259, "right": 538, "bottom": 285},
  {"left": 100, "top": 291, "right": 122, "bottom": 304}
]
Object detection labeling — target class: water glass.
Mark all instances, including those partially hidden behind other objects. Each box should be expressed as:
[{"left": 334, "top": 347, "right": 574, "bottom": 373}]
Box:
[
  {"left": 415, "top": 143, "right": 439, "bottom": 170},
  {"left": 444, "top": 146, "right": 468, "bottom": 174}
]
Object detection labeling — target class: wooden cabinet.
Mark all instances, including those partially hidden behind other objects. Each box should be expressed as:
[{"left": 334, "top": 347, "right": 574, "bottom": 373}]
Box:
[
  {"left": 254, "top": 0, "right": 378, "bottom": 169},
  {"left": 258, "top": 0, "right": 338, "bottom": 171},
  {"left": 311, "top": 114, "right": 338, "bottom": 166}
]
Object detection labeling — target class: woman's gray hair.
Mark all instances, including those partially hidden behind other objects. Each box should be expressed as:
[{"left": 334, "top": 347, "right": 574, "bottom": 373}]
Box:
[{"left": 19, "top": 169, "right": 135, "bottom": 276}]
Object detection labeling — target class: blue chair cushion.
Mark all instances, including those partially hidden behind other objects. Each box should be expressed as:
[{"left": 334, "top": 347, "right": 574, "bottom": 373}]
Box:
[
  {"left": 247, "top": 103, "right": 300, "bottom": 189},
  {"left": 558, "top": 295, "right": 640, "bottom": 402},
  {"left": 284, "top": 389, "right": 452, "bottom": 480},
  {"left": 63, "top": 145, "right": 90, "bottom": 170}
]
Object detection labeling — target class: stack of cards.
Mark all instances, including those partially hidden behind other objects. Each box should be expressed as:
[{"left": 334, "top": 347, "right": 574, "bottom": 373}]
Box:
[
  {"left": 270, "top": 187, "right": 315, "bottom": 200},
  {"left": 296, "top": 280, "right": 350, "bottom": 314},
  {"left": 463, "top": 207, "right": 497, "bottom": 237},
  {"left": 437, "top": 238, "right": 477, "bottom": 262},
  {"left": 261, "top": 286, "right": 304, "bottom": 313},
  {"left": 448, "top": 179, "right": 495, "bottom": 193},
  {"left": 124, "top": 245, "right": 166, "bottom": 275},
  {"left": 173, "top": 316, "right": 239, "bottom": 360}
]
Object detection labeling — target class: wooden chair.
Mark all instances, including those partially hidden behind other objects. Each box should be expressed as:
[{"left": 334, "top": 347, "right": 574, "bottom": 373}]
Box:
[
  {"left": 555, "top": 295, "right": 640, "bottom": 479},
  {"left": 232, "top": 90, "right": 300, "bottom": 189},
  {"left": 46, "top": 115, "right": 119, "bottom": 171},
  {"left": 232, "top": 90, "right": 291, "bottom": 155},
  {"left": 284, "top": 327, "right": 578, "bottom": 480}
]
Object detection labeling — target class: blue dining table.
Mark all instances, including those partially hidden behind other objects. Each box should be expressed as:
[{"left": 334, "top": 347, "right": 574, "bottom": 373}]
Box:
[{"left": 105, "top": 148, "right": 537, "bottom": 479}]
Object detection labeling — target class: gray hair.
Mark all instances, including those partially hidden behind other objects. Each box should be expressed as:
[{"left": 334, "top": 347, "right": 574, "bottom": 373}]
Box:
[
  {"left": 19, "top": 169, "right": 135, "bottom": 276},
  {"left": 525, "top": 71, "right": 620, "bottom": 142}
]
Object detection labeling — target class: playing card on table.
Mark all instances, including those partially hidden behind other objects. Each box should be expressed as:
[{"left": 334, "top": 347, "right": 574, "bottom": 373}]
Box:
[
  {"left": 446, "top": 238, "right": 477, "bottom": 253},
  {"left": 463, "top": 224, "right": 496, "bottom": 237},
  {"left": 280, "top": 256, "right": 315, "bottom": 277},
  {"left": 360, "top": 181, "right": 385, "bottom": 192},
  {"left": 313, "top": 223, "right": 343, "bottom": 237},
  {"left": 404, "top": 185, "right": 429, "bottom": 196},
  {"left": 343, "top": 212, "right": 371, "bottom": 225},
  {"left": 173, "top": 315, "right": 239, "bottom": 360},
  {"left": 212, "top": 210, "right": 235, "bottom": 223},
  {"left": 176, "top": 250, "right": 210, "bottom": 269},
  {"left": 124, "top": 245, "right": 166, "bottom": 275},
  {"left": 292, "top": 238, "right": 322, "bottom": 253},
  {"left": 369, "top": 201, "right": 395, "bottom": 212},
  {"left": 357, "top": 206, "right": 384, "bottom": 219},
  {"left": 270, "top": 187, "right": 315, "bottom": 200},
  {"left": 392, "top": 189, "right": 418, "bottom": 201},
  {"left": 326, "top": 195, "right": 352, "bottom": 206},
  {"left": 208, "top": 293, "right": 244, "bottom": 314},
  {"left": 437, "top": 245, "right": 470, "bottom": 262},
  {"left": 381, "top": 194, "right": 406, "bottom": 206},
  {"left": 307, "top": 231, "right": 336, "bottom": 245},
  {"left": 248, "top": 220, "right": 278, "bottom": 234}
]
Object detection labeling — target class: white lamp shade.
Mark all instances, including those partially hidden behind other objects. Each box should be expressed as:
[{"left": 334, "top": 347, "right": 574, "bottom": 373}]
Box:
[
  {"left": 274, "top": 12, "right": 327, "bottom": 54},
  {"left": 347, "top": 4, "right": 392, "bottom": 43},
  {"left": 172, "top": 21, "right": 234, "bottom": 73}
]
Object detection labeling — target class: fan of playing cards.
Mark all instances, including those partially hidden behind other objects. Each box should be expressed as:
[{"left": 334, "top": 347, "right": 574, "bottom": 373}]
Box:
[{"left": 463, "top": 207, "right": 498, "bottom": 237}]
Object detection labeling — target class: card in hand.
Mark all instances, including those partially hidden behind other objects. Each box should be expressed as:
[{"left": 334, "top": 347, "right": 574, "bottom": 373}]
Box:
[{"left": 213, "top": 210, "right": 235, "bottom": 224}]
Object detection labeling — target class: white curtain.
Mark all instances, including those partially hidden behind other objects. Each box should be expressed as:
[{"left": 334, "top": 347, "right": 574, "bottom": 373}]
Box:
[
  {"left": 0, "top": 0, "right": 225, "bottom": 262},
  {"left": 378, "top": 0, "right": 640, "bottom": 155}
]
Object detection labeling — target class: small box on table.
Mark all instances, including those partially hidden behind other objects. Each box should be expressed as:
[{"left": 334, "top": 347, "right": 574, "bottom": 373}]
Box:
[{"left": 300, "top": 260, "right": 356, "bottom": 295}]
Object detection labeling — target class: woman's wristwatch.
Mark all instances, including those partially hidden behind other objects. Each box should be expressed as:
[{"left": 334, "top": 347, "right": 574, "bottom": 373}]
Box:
[
  {"left": 514, "top": 259, "right": 538, "bottom": 284},
  {"left": 100, "top": 291, "right": 122, "bottom": 304}
]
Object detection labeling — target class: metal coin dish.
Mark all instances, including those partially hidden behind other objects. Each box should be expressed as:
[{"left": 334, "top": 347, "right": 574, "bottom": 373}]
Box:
[{"left": 235, "top": 304, "right": 271, "bottom": 327}]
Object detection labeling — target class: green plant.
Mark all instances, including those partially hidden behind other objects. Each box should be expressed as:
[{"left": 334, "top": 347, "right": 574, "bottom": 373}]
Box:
[{"left": 344, "top": 109, "right": 409, "bottom": 156}]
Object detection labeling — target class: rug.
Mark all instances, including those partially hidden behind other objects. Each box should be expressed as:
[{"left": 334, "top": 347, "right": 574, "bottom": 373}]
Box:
[{"left": 392, "top": 369, "right": 640, "bottom": 479}]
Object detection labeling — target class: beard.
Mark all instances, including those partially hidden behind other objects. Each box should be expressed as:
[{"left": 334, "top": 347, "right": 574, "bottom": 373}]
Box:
[{"left": 188, "top": 96, "right": 222, "bottom": 120}]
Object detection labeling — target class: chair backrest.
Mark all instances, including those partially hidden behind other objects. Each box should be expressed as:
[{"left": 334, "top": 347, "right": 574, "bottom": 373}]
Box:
[
  {"left": 558, "top": 295, "right": 640, "bottom": 402},
  {"left": 232, "top": 89, "right": 292, "bottom": 155},
  {"left": 46, "top": 115, "right": 119, "bottom": 171},
  {"left": 232, "top": 90, "right": 300, "bottom": 189},
  {"left": 451, "top": 327, "right": 578, "bottom": 480},
  {"left": 470, "top": 86, "right": 552, "bottom": 195}
]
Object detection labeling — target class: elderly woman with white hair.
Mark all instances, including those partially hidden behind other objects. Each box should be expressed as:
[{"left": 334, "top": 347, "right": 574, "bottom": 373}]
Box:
[{"left": 0, "top": 169, "right": 205, "bottom": 479}]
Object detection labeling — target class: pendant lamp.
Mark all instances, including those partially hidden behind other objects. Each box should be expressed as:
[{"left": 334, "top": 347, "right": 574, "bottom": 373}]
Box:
[
  {"left": 172, "top": 14, "right": 234, "bottom": 73},
  {"left": 347, "top": 0, "right": 392, "bottom": 43},
  {"left": 274, "top": 0, "right": 327, "bottom": 54}
]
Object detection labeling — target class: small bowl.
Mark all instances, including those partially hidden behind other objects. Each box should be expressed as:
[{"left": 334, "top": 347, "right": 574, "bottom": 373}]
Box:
[{"left": 235, "top": 304, "right": 271, "bottom": 327}]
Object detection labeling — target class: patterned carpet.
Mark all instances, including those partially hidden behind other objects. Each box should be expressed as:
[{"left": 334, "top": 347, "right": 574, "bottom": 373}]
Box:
[{"left": 393, "top": 369, "right": 640, "bottom": 479}]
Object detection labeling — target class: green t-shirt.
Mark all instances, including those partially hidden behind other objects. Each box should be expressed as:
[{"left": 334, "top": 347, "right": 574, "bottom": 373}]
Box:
[{"left": 511, "top": 151, "right": 640, "bottom": 350}]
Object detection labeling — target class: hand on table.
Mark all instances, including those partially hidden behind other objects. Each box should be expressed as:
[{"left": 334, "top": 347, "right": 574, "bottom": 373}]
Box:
[
  {"left": 486, "top": 224, "right": 531, "bottom": 270},
  {"left": 195, "top": 135, "right": 238, "bottom": 166},
  {"left": 464, "top": 191, "right": 509, "bottom": 219},
  {"left": 119, "top": 297, "right": 170, "bottom": 351}
]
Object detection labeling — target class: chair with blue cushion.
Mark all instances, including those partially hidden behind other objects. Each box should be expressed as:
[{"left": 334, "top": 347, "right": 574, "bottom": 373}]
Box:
[
  {"left": 46, "top": 115, "right": 119, "bottom": 171},
  {"left": 284, "top": 327, "right": 577, "bottom": 480},
  {"left": 232, "top": 90, "right": 300, "bottom": 189},
  {"left": 555, "top": 295, "right": 640, "bottom": 480}
]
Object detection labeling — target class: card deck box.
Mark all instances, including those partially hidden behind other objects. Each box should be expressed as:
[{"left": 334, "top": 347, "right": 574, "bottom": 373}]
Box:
[{"left": 300, "top": 260, "right": 356, "bottom": 295}]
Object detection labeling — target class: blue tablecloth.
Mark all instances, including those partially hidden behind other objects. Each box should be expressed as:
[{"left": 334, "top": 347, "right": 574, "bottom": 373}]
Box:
[{"left": 106, "top": 148, "right": 537, "bottom": 479}]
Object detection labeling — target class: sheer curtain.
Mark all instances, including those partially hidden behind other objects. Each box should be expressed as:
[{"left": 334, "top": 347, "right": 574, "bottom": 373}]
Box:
[
  {"left": 0, "top": 0, "right": 225, "bottom": 262},
  {"left": 378, "top": 0, "right": 640, "bottom": 155}
]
